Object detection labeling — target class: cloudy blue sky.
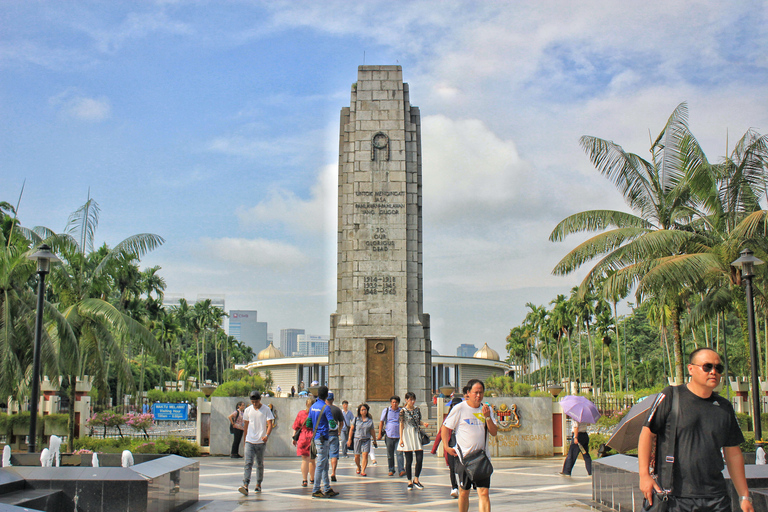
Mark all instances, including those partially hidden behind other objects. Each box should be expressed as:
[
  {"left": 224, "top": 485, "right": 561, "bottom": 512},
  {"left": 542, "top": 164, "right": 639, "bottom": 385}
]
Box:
[{"left": 3, "top": 1, "right": 767, "bottom": 357}]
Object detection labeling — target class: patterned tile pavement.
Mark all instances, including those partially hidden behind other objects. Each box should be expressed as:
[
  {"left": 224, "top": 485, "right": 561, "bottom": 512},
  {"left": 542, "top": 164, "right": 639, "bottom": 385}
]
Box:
[{"left": 182, "top": 455, "right": 606, "bottom": 511}]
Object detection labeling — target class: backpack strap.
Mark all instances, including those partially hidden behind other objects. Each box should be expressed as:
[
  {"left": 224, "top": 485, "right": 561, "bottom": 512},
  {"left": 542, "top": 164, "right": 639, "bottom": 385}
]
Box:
[{"left": 658, "top": 386, "right": 680, "bottom": 492}]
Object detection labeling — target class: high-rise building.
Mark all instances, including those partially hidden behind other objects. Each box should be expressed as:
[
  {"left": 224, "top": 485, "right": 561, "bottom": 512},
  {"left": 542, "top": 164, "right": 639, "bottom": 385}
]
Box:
[
  {"left": 229, "top": 310, "right": 268, "bottom": 355},
  {"left": 297, "top": 334, "right": 329, "bottom": 356},
  {"left": 280, "top": 328, "right": 305, "bottom": 356},
  {"left": 457, "top": 344, "right": 478, "bottom": 358}
]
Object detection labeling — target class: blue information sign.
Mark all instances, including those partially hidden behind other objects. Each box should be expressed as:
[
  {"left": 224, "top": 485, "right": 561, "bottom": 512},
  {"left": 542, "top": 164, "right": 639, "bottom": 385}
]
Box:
[{"left": 152, "top": 403, "right": 189, "bottom": 421}]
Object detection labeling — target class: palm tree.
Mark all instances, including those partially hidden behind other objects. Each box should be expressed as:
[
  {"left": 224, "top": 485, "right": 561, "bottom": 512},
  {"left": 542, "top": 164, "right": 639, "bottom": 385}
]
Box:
[
  {"left": 523, "top": 303, "right": 549, "bottom": 385},
  {"left": 550, "top": 102, "right": 708, "bottom": 382},
  {"left": 42, "top": 197, "right": 165, "bottom": 449},
  {"left": 570, "top": 286, "right": 598, "bottom": 390},
  {"left": 549, "top": 294, "right": 574, "bottom": 387}
]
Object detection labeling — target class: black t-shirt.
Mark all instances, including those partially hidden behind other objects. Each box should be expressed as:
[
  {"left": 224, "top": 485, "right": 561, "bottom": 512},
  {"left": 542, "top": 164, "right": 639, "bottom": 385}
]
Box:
[
  {"left": 329, "top": 404, "right": 344, "bottom": 434},
  {"left": 645, "top": 385, "right": 744, "bottom": 497}
]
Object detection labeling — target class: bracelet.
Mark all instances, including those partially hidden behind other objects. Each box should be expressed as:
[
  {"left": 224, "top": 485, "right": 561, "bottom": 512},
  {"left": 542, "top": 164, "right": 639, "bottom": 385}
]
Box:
[{"left": 740, "top": 496, "right": 752, "bottom": 503}]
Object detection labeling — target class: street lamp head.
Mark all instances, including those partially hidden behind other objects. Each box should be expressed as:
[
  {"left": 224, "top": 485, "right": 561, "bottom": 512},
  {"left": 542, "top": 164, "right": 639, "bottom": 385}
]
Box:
[
  {"left": 732, "top": 248, "right": 764, "bottom": 279},
  {"left": 27, "top": 244, "right": 60, "bottom": 274}
]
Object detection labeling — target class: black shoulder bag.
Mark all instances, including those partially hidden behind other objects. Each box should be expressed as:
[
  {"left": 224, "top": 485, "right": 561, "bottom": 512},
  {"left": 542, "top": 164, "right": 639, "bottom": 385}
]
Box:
[
  {"left": 642, "top": 385, "right": 680, "bottom": 512},
  {"left": 456, "top": 421, "right": 493, "bottom": 482}
]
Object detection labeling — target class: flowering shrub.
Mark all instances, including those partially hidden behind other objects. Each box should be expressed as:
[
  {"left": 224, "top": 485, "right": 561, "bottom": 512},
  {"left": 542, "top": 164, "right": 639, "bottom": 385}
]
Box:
[
  {"left": 86, "top": 411, "right": 126, "bottom": 438},
  {"left": 125, "top": 413, "right": 154, "bottom": 438},
  {"left": 73, "top": 449, "right": 93, "bottom": 455}
]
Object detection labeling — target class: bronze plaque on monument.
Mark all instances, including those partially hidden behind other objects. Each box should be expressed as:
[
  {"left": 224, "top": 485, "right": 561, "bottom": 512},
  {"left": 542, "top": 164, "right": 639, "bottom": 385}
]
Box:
[{"left": 366, "top": 338, "right": 394, "bottom": 401}]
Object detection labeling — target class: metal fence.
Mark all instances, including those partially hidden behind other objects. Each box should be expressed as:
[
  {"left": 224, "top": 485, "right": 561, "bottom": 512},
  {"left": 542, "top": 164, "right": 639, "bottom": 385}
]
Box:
[{"left": 590, "top": 396, "right": 636, "bottom": 417}]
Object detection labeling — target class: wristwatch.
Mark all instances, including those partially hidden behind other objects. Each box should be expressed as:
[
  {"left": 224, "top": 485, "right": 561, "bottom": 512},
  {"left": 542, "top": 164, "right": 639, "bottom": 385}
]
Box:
[{"left": 740, "top": 495, "right": 752, "bottom": 503}]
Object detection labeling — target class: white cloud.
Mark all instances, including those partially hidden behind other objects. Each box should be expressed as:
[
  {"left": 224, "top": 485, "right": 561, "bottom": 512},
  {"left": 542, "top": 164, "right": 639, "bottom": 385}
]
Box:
[
  {"left": 199, "top": 237, "right": 308, "bottom": 269},
  {"left": 49, "top": 89, "right": 111, "bottom": 122},
  {"left": 421, "top": 115, "right": 532, "bottom": 223},
  {"left": 236, "top": 163, "right": 336, "bottom": 235}
]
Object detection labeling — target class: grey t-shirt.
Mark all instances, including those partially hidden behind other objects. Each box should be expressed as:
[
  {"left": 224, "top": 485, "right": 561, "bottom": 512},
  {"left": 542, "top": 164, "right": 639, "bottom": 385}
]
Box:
[{"left": 353, "top": 416, "right": 374, "bottom": 440}]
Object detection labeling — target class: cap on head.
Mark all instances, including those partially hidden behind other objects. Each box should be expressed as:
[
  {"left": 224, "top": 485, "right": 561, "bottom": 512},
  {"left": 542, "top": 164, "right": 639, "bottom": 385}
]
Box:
[
  {"left": 250, "top": 391, "right": 261, "bottom": 400},
  {"left": 327, "top": 392, "right": 335, "bottom": 401}
]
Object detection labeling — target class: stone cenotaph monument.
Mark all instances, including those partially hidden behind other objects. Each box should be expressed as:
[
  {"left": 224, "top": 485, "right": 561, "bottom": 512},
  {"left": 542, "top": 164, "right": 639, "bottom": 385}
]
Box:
[{"left": 329, "top": 65, "right": 432, "bottom": 407}]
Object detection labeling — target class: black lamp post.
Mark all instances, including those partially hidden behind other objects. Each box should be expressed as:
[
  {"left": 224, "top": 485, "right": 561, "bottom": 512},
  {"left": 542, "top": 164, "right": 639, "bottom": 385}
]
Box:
[
  {"left": 732, "top": 248, "right": 765, "bottom": 444},
  {"left": 27, "top": 244, "right": 60, "bottom": 453}
]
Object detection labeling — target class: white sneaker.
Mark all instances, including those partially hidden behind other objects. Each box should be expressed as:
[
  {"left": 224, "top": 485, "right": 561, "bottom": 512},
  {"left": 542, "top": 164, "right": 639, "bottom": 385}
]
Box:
[
  {"left": 450, "top": 488, "right": 459, "bottom": 498},
  {"left": 238, "top": 485, "right": 248, "bottom": 496}
]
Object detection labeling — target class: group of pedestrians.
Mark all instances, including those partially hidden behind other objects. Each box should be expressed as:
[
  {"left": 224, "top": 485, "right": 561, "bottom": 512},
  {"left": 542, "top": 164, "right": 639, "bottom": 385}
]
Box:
[{"left": 231, "top": 353, "right": 760, "bottom": 512}]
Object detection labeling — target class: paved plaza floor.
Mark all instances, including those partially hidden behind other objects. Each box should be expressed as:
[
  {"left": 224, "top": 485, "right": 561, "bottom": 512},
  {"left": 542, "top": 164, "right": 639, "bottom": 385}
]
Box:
[{"left": 184, "top": 455, "right": 604, "bottom": 512}]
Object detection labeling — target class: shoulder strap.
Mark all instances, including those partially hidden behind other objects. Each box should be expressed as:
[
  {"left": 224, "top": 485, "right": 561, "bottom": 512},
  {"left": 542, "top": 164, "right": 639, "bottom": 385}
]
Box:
[
  {"left": 312, "top": 404, "right": 328, "bottom": 436},
  {"left": 658, "top": 386, "right": 680, "bottom": 492}
]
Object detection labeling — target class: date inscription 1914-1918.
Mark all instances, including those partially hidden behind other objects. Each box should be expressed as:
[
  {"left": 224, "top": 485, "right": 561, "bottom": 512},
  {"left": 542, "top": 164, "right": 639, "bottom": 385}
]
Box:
[{"left": 363, "top": 276, "right": 396, "bottom": 295}]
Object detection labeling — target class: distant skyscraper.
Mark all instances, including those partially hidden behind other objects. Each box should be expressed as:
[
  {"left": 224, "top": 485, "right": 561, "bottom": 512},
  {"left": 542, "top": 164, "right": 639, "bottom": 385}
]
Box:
[
  {"left": 457, "top": 344, "right": 478, "bottom": 358},
  {"left": 297, "top": 334, "right": 329, "bottom": 356},
  {"left": 280, "top": 328, "right": 305, "bottom": 356},
  {"left": 229, "top": 310, "right": 268, "bottom": 354}
]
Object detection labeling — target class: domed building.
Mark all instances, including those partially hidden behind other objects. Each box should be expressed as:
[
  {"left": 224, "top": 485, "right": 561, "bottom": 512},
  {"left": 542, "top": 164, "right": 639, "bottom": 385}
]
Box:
[
  {"left": 239, "top": 341, "right": 514, "bottom": 396},
  {"left": 473, "top": 343, "right": 500, "bottom": 360},
  {"left": 257, "top": 342, "right": 284, "bottom": 360}
]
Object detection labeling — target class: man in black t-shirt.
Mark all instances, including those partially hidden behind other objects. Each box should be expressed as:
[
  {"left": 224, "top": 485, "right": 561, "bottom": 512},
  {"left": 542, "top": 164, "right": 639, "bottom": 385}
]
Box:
[{"left": 638, "top": 348, "right": 754, "bottom": 512}]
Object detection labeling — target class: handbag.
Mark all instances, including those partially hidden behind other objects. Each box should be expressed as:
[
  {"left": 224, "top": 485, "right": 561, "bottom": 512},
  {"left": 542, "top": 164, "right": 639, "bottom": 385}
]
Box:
[
  {"left": 419, "top": 430, "right": 430, "bottom": 445},
  {"left": 456, "top": 422, "right": 493, "bottom": 482},
  {"left": 292, "top": 428, "right": 301, "bottom": 442},
  {"left": 641, "top": 386, "right": 680, "bottom": 512}
]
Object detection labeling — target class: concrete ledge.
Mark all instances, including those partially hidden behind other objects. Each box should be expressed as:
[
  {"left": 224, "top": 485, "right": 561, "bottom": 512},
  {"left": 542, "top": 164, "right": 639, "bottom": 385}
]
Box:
[{"left": 593, "top": 454, "right": 768, "bottom": 512}]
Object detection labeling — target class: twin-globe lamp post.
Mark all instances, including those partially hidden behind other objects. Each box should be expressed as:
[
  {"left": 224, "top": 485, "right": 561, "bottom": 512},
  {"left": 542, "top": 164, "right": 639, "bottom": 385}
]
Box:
[
  {"left": 732, "top": 248, "right": 765, "bottom": 445},
  {"left": 27, "top": 244, "right": 60, "bottom": 453}
]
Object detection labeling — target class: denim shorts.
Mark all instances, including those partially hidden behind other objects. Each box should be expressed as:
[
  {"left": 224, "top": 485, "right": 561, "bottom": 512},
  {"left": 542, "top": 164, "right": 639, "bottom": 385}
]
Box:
[{"left": 329, "top": 434, "right": 339, "bottom": 459}]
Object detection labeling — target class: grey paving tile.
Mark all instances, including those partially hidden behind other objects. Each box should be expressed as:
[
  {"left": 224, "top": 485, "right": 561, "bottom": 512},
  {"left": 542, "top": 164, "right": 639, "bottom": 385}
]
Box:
[{"left": 184, "top": 455, "right": 604, "bottom": 511}]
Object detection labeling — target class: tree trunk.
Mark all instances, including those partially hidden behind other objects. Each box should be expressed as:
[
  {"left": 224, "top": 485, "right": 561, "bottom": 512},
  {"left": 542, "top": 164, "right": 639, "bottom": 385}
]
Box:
[
  {"left": 586, "top": 321, "right": 597, "bottom": 392},
  {"left": 612, "top": 301, "right": 622, "bottom": 392},
  {"left": 671, "top": 306, "right": 685, "bottom": 384},
  {"left": 67, "top": 374, "right": 77, "bottom": 453}
]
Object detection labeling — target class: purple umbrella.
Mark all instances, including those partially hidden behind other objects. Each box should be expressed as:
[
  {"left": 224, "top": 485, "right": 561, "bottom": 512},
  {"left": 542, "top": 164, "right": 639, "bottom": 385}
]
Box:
[{"left": 559, "top": 395, "right": 601, "bottom": 424}]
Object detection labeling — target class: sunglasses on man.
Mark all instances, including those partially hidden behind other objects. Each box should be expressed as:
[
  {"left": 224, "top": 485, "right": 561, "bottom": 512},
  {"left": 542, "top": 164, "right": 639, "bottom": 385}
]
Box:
[{"left": 690, "top": 363, "right": 724, "bottom": 374}]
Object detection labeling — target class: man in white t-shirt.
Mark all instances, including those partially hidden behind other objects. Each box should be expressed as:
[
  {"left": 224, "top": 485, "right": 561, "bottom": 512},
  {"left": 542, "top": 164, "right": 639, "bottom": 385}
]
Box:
[
  {"left": 441, "top": 379, "right": 497, "bottom": 512},
  {"left": 238, "top": 391, "right": 274, "bottom": 496}
]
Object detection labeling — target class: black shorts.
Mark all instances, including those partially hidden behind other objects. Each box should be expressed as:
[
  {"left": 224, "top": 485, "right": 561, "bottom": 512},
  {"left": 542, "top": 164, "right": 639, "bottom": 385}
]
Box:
[{"left": 458, "top": 470, "right": 491, "bottom": 490}]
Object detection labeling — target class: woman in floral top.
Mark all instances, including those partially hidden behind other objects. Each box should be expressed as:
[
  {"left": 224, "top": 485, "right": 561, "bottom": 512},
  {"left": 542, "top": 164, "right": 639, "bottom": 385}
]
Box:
[{"left": 398, "top": 391, "right": 429, "bottom": 490}]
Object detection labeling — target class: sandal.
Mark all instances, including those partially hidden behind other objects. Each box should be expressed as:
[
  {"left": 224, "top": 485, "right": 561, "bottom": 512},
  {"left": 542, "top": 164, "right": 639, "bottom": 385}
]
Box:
[
  {"left": 361, "top": 472, "right": 367, "bottom": 477},
  {"left": 302, "top": 480, "right": 307, "bottom": 487},
  {"left": 356, "top": 468, "right": 361, "bottom": 474}
]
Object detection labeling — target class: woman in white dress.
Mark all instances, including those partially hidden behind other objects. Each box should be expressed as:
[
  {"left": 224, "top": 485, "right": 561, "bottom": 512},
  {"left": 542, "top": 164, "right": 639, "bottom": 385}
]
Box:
[{"left": 398, "top": 391, "right": 429, "bottom": 490}]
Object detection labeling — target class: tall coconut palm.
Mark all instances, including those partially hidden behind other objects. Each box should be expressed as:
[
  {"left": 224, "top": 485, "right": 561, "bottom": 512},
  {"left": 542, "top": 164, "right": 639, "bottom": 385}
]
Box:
[
  {"left": 550, "top": 102, "right": 709, "bottom": 382},
  {"left": 43, "top": 197, "right": 165, "bottom": 449},
  {"left": 523, "top": 303, "right": 549, "bottom": 385}
]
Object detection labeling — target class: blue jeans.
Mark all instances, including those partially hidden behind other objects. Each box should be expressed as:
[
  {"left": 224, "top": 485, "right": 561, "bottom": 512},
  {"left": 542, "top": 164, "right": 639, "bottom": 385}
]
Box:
[
  {"left": 313, "top": 437, "right": 331, "bottom": 493},
  {"left": 385, "top": 435, "right": 405, "bottom": 473},
  {"left": 243, "top": 442, "right": 266, "bottom": 487}
]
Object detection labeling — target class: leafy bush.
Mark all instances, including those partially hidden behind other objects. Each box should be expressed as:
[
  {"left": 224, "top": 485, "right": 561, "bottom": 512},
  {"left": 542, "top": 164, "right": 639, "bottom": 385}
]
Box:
[
  {"left": 73, "top": 437, "right": 125, "bottom": 452},
  {"left": 162, "top": 437, "right": 201, "bottom": 457},
  {"left": 484, "top": 375, "right": 532, "bottom": 397},
  {"left": 212, "top": 374, "right": 265, "bottom": 397},
  {"left": 742, "top": 432, "right": 755, "bottom": 453},
  {"left": 734, "top": 413, "right": 768, "bottom": 433},
  {"left": 73, "top": 436, "right": 200, "bottom": 456},
  {"left": 44, "top": 414, "right": 69, "bottom": 432}
]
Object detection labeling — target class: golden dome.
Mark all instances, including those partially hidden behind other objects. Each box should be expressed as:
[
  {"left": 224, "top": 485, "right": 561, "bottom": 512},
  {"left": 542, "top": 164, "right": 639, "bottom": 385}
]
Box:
[
  {"left": 473, "top": 343, "right": 500, "bottom": 361},
  {"left": 257, "top": 342, "right": 284, "bottom": 360}
]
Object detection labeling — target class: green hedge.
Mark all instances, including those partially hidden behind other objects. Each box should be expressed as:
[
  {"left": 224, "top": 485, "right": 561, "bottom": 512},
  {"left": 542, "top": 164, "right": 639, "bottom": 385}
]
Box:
[
  {"left": 145, "top": 390, "right": 203, "bottom": 404},
  {"left": 73, "top": 436, "right": 200, "bottom": 457}
]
